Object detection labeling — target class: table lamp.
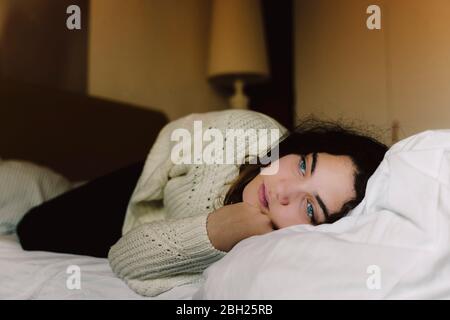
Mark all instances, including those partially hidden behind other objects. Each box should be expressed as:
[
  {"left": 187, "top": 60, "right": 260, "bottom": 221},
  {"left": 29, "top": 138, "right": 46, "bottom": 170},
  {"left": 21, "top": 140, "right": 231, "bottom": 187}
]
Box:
[{"left": 207, "top": 0, "right": 269, "bottom": 109}]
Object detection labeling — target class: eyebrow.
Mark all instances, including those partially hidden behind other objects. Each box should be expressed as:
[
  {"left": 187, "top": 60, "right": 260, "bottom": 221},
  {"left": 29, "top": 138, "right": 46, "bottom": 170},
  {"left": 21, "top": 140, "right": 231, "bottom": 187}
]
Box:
[{"left": 310, "top": 153, "right": 330, "bottom": 221}]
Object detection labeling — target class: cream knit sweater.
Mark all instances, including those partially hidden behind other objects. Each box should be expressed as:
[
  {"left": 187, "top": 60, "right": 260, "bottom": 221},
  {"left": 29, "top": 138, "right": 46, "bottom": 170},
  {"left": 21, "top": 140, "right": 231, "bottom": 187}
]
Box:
[{"left": 107, "top": 109, "right": 287, "bottom": 297}]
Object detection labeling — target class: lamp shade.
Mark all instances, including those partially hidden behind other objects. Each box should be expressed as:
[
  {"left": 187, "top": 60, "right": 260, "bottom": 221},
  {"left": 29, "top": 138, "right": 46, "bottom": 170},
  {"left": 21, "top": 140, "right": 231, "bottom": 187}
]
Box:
[{"left": 207, "top": 0, "right": 269, "bottom": 84}]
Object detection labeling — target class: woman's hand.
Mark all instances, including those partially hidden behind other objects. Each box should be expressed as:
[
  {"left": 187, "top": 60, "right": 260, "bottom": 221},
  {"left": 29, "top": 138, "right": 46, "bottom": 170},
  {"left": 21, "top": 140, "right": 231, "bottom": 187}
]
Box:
[{"left": 206, "top": 202, "right": 275, "bottom": 252}]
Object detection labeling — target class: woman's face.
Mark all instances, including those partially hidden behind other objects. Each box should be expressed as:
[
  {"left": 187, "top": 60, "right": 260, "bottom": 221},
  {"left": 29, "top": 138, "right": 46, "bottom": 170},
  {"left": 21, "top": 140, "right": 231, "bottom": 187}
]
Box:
[{"left": 242, "top": 153, "right": 357, "bottom": 229}]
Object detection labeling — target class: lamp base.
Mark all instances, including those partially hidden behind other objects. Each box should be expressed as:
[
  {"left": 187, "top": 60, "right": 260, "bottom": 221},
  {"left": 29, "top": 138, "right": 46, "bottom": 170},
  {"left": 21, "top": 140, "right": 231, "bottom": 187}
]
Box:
[{"left": 229, "top": 79, "right": 249, "bottom": 109}]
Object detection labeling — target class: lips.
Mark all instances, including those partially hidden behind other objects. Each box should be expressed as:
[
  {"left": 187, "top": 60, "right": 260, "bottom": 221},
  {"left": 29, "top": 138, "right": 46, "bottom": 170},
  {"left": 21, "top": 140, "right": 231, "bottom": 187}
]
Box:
[{"left": 259, "top": 183, "right": 269, "bottom": 209}]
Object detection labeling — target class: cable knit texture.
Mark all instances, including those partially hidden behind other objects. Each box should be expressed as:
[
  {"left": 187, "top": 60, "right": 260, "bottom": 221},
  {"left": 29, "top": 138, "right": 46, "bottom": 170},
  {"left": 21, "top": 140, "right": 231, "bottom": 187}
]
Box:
[{"left": 108, "top": 109, "right": 288, "bottom": 297}]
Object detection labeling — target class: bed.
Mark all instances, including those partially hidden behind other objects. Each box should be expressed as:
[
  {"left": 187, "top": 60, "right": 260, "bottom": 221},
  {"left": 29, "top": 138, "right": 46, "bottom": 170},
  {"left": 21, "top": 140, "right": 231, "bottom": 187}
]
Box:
[
  {"left": 3, "top": 78, "right": 450, "bottom": 300},
  {"left": 0, "top": 78, "right": 202, "bottom": 299}
]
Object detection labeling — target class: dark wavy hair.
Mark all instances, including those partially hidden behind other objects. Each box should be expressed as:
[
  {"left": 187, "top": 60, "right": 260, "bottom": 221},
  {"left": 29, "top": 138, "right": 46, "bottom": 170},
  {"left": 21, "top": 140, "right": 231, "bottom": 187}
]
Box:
[{"left": 218, "top": 116, "right": 389, "bottom": 225}]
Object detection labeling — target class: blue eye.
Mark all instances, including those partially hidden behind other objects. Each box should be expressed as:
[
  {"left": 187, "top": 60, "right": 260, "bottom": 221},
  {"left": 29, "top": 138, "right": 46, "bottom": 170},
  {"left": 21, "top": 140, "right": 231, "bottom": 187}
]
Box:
[
  {"left": 299, "top": 156, "right": 307, "bottom": 175},
  {"left": 306, "top": 201, "right": 315, "bottom": 221},
  {"left": 299, "top": 155, "right": 317, "bottom": 224}
]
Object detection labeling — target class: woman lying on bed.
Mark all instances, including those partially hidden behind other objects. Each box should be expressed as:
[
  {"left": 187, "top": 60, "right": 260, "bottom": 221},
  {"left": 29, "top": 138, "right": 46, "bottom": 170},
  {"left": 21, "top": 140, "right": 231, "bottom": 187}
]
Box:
[{"left": 14, "top": 109, "right": 388, "bottom": 297}]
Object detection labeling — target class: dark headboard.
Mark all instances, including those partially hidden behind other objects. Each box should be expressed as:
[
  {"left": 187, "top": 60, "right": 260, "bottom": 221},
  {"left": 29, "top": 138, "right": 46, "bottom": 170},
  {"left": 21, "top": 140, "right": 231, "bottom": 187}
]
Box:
[{"left": 0, "top": 78, "right": 169, "bottom": 181}]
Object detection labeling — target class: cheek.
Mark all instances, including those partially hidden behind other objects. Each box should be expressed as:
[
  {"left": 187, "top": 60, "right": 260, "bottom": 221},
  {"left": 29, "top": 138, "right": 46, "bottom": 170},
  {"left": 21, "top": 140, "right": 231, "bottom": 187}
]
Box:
[
  {"left": 269, "top": 207, "right": 309, "bottom": 229},
  {"left": 242, "top": 175, "right": 260, "bottom": 204}
]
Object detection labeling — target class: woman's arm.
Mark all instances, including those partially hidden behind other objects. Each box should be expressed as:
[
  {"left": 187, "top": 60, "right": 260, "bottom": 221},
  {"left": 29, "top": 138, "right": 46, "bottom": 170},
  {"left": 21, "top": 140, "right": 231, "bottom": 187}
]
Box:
[
  {"left": 110, "top": 110, "right": 283, "bottom": 296},
  {"left": 108, "top": 202, "right": 273, "bottom": 297},
  {"left": 108, "top": 213, "right": 226, "bottom": 297}
]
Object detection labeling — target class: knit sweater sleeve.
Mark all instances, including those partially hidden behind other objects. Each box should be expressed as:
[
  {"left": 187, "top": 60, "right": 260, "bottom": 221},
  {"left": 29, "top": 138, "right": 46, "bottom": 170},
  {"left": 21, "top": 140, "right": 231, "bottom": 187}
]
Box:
[
  {"left": 108, "top": 112, "right": 228, "bottom": 297},
  {"left": 108, "top": 212, "right": 226, "bottom": 297}
]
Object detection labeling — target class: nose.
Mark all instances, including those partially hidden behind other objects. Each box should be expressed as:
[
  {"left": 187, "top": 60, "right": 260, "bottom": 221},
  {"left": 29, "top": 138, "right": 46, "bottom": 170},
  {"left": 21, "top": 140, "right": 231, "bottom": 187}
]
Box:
[{"left": 275, "top": 179, "right": 306, "bottom": 206}]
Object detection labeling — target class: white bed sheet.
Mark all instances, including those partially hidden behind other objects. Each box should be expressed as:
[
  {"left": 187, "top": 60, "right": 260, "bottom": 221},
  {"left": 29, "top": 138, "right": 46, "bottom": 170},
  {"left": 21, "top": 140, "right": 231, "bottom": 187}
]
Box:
[{"left": 0, "top": 234, "right": 202, "bottom": 300}]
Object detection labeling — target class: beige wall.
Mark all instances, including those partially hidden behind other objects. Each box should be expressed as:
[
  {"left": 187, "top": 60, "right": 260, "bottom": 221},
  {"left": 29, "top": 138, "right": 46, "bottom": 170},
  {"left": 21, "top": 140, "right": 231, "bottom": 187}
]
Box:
[
  {"left": 88, "top": 0, "right": 226, "bottom": 120},
  {"left": 386, "top": 0, "right": 450, "bottom": 141},
  {"left": 295, "top": 0, "right": 450, "bottom": 145}
]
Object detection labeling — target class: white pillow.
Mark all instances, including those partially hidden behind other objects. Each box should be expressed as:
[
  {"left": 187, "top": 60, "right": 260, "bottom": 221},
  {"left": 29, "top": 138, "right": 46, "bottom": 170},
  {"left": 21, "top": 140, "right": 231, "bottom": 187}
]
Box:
[
  {"left": 194, "top": 130, "right": 450, "bottom": 299},
  {"left": 0, "top": 159, "right": 73, "bottom": 235}
]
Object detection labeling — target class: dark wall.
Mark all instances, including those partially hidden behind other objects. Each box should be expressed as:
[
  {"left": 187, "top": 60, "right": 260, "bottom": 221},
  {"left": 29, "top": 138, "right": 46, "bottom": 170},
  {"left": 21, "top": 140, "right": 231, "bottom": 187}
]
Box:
[
  {"left": 0, "top": 0, "right": 88, "bottom": 94},
  {"left": 248, "top": 0, "right": 294, "bottom": 130}
]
